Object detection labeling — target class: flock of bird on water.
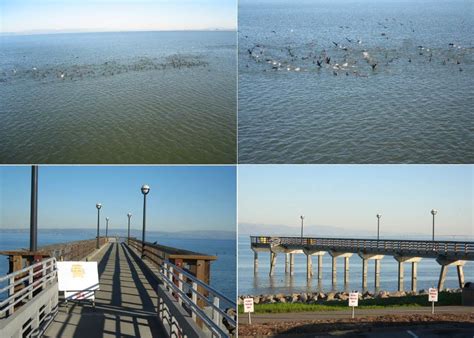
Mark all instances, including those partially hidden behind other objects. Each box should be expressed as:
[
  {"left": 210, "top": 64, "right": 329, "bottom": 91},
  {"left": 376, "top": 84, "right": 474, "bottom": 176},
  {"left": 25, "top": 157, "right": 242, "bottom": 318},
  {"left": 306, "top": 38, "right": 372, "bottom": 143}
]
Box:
[
  {"left": 0, "top": 54, "right": 208, "bottom": 84},
  {"left": 242, "top": 18, "right": 472, "bottom": 77}
]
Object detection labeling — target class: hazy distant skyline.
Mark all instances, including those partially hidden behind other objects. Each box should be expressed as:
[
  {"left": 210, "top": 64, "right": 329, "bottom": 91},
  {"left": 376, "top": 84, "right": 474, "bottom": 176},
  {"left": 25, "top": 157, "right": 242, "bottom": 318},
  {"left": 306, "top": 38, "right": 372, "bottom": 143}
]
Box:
[
  {"left": 1, "top": 0, "right": 236, "bottom": 34},
  {"left": 0, "top": 166, "right": 236, "bottom": 232},
  {"left": 238, "top": 165, "right": 473, "bottom": 237}
]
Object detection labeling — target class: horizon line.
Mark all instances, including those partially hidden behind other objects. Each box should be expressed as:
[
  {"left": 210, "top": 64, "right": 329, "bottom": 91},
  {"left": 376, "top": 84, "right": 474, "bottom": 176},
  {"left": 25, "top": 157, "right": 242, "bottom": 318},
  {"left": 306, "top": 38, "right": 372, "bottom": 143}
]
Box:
[{"left": 0, "top": 28, "right": 237, "bottom": 37}]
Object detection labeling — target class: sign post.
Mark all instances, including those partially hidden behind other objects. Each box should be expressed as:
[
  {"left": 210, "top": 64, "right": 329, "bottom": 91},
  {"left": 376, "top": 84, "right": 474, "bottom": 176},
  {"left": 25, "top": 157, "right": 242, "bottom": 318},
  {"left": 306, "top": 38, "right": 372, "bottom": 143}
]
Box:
[
  {"left": 348, "top": 291, "right": 359, "bottom": 319},
  {"left": 243, "top": 297, "right": 254, "bottom": 324},
  {"left": 428, "top": 288, "right": 438, "bottom": 314}
]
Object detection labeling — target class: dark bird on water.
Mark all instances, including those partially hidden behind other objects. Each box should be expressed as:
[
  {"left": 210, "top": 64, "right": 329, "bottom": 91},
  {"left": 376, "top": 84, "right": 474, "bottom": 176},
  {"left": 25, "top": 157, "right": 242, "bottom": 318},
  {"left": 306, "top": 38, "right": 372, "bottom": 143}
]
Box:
[
  {"left": 316, "top": 60, "right": 323, "bottom": 67},
  {"left": 332, "top": 41, "right": 339, "bottom": 47},
  {"left": 325, "top": 56, "right": 331, "bottom": 64},
  {"left": 371, "top": 63, "right": 377, "bottom": 70},
  {"left": 345, "top": 37, "right": 352, "bottom": 43}
]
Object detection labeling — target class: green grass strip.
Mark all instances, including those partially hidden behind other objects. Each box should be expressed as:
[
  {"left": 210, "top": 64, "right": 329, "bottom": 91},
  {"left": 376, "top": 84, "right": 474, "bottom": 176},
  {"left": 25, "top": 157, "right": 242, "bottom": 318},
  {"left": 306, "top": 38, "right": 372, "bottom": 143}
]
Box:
[{"left": 238, "top": 292, "right": 461, "bottom": 314}]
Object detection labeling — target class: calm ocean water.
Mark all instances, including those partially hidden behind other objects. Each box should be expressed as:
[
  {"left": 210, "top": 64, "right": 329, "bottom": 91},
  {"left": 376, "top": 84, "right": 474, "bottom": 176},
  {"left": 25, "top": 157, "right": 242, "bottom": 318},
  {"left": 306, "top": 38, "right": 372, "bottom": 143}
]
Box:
[
  {"left": 0, "top": 229, "right": 236, "bottom": 301},
  {"left": 238, "top": 236, "right": 474, "bottom": 296},
  {"left": 0, "top": 31, "right": 236, "bottom": 164},
  {"left": 238, "top": 0, "right": 474, "bottom": 163}
]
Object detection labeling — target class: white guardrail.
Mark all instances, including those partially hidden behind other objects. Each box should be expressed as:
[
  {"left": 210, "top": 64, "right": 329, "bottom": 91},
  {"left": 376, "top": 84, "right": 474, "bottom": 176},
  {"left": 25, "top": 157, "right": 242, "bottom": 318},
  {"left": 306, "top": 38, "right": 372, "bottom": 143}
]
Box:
[
  {"left": 159, "top": 261, "right": 236, "bottom": 338},
  {"left": 0, "top": 257, "right": 58, "bottom": 337}
]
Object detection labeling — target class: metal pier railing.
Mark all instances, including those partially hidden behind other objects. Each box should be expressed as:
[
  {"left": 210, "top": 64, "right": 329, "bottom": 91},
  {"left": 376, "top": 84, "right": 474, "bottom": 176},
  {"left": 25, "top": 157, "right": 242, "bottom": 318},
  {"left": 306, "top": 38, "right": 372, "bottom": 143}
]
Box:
[
  {"left": 0, "top": 258, "right": 58, "bottom": 337},
  {"left": 159, "top": 261, "right": 236, "bottom": 338}
]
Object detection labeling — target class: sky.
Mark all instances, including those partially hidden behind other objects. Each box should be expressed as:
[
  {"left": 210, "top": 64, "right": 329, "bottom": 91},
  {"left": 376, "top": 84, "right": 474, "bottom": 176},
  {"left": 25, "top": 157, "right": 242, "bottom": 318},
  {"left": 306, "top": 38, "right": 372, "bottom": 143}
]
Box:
[
  {"left": 0, "top": 0, "right": 236, "bottom": 34},
  {"left": 0, "top": 166, "right": 236, "bottom": 233},
  {"left": 238, "top": 165, "right": 473, "bottom": 238}
]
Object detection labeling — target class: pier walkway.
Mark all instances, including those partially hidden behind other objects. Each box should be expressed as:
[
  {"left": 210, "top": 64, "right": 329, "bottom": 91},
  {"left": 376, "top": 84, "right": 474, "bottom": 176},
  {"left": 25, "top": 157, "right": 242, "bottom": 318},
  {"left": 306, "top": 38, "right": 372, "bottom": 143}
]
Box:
[
  {"left": 44, "top": 242, "right": 165, "bottom": 337},
  {"left": 0, "top": 238, "right": 236, "bottom": 338}
]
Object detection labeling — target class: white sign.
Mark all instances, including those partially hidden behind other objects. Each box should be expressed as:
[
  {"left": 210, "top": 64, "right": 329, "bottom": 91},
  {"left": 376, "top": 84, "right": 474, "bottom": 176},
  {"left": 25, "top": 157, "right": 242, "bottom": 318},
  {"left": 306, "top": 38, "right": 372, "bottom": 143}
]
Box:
[
  {"left": 243, "top": 297, "right": 254, "bottom": 313},
  {"left": 428, "top": 288, "right": 438, "bottom": 302},
  {"left": 348, "top": 292, "right": 359, "bottom": 307},
  {"left": 57, "top": 261, "right": 99, "bottom": 293}
]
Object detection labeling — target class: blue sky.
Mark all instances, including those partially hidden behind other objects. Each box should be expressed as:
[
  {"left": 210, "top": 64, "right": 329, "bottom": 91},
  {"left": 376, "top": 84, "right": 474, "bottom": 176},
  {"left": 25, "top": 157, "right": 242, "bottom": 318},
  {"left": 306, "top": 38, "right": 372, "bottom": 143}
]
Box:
[
  {"left": 0, "top": 0, "right": 236, "bottom": 34},
  {"left": 238, "top": 165, "right": 473, "bottom": 237},
  {"left": 0, "top": 166, "right": 236, "bottom": 232}
]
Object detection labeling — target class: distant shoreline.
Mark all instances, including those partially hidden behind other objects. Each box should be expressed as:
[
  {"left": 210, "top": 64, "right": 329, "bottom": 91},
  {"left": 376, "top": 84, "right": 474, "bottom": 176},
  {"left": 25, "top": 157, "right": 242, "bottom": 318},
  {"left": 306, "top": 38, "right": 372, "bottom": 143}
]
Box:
[{"left": 0, "top": 29, "right": 237, "bottom": 37}]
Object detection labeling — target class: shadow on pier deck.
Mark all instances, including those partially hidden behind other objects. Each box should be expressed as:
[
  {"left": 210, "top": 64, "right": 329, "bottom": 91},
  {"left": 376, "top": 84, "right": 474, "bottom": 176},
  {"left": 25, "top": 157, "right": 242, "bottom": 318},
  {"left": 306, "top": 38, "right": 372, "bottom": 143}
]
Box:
[{"left": 44, "top": 242, "right": 166, "bottom": 337}]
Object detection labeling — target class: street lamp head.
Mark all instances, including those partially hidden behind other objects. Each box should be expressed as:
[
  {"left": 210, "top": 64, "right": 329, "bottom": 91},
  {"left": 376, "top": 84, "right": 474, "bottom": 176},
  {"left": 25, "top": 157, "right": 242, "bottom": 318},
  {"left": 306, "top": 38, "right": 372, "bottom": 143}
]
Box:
[
  {"left": 106, "top": 217, "right": 109, "bottom": 221},
  {"left": 96, "top": 203, "right": 102, "bottom": 210},
  {"left": 431, "top": 209, "right": 438, "bottom": 216},
  {"left": 141, "top": 184, "right": 150, "bottom": 195},
  {"left": 376, "top": 214, "right": 382, "bottom": 219},
  {"left": 127, "top": 213, "right": 132, "bottom": 218},
  {"left": 300, "top": 215, "right": 304, "bottom": 220}
]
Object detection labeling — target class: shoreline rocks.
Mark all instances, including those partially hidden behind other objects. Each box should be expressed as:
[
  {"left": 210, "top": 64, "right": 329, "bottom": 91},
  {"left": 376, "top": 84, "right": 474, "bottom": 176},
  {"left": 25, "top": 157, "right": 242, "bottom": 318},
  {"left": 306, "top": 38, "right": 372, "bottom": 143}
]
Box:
[{"left": 238, "top": 288, "right": 462, "bottom": 305}]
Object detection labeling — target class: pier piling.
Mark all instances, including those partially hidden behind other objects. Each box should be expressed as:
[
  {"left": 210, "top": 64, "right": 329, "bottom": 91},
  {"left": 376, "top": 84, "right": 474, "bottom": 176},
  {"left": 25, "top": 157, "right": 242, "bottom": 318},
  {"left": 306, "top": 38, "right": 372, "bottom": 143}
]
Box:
[
  {"left": 306, "top": 254, "right": 313, "bottom": 279},
  {"left": 285, "top": 253, "right": 289, "bottom": 273},
  {"left": 374, "top": 259, "right": 381, "bottom": 289},
  {"left": 332, "top": 256, "right": 337, "bottom": 286},
  {"left": 318, "top": 255, "right": 323, "bottom": 280},
  {"left": 344, "top": 256, "right": 350, "bottom": 285},
  {"left": 411, "top": 262, "right": 417, "bottom": 292},
  {"left": 362, "top": 259, "right": 368, "bottom": 290},
  {"left": 398, "top": 261, "right": 404, "bottom": 292},
  {"left": 290, "top": 253, "right": 295, "bottom": 276},
  {"left": 253, "top": 251, "right": 258, "bottom": 273},
  {"left": 269, "top": 252, "right": 277, "bottom": 276}
]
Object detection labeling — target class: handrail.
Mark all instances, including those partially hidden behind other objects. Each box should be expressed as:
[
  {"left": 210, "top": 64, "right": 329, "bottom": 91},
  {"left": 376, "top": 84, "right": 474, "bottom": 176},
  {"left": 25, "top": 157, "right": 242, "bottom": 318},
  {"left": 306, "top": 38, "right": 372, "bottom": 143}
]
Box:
[
  {"left": 250, "top": 236, "right": 474, "bottom": 257},
  {"left": 0, "top": 257, "right": 57, "bottom": 318},
  {"left": 160, "top": 261, "right": 236, "bottom": 338}
]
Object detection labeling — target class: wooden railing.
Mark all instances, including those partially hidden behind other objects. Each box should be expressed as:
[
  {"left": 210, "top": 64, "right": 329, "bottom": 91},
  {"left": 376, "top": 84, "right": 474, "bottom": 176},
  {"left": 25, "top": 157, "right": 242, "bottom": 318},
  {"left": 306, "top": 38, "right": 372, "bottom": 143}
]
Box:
[{"left": 251, "top": 236, "right": 474, "bottom": 259}]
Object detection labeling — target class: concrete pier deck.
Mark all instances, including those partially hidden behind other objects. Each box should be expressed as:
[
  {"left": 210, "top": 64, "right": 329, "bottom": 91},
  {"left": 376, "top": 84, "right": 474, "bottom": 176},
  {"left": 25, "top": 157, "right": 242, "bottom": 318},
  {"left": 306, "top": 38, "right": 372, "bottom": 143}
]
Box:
[{"left": 44, "top": 242, "right": 166, "bottom": 337}]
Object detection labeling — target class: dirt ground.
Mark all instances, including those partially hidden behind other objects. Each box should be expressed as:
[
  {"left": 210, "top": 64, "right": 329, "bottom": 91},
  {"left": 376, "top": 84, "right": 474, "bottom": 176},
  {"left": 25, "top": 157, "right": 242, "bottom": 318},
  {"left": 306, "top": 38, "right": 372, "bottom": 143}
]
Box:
[{"left": 238, "top": 313, "right": 474, "bottom": 337}]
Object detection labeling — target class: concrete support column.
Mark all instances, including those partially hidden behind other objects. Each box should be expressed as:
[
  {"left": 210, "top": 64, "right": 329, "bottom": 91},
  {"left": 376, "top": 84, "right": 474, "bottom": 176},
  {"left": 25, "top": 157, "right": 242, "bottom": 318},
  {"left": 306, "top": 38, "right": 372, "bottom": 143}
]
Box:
[
  {"left": 290, "top": 253, "right": 295, "bottom": 276},
  {"left": 306, "top": 254, "right": 313, "bottom": 279},
  {"left": 457, "top": 265, "right": 465, "bottom": 289},
  {"left": 362, "top": 259, "right": 368, "bottom": 290},
  {"left": 318, "top": 255, "right": 323, "bottom": 280},
  {"left": 411, "top": 262, "right": 417, "bottom": 292},
  {"left": 332, "top": 256, "right": 337, "bottom": 286},
  {"left": 285, "top": 253, "right": 289, "bottom": 274},
  {"left": 269, "top": 252, "right": 277, "bottom": 276},
  {"left": 398, "top": 261, "right": 404, "bottom": 292},
  {"left": 374, "top": 259, "right": 381, "bottom": 290},
  {"left": 438, "top": 264, "right": 447, "bottom": 290},
  {"left": 344, "top": 256, "right": 350, "bottom": 285},
  {"left": 253, "top": 251, "right": 258, "bottom": 273}
]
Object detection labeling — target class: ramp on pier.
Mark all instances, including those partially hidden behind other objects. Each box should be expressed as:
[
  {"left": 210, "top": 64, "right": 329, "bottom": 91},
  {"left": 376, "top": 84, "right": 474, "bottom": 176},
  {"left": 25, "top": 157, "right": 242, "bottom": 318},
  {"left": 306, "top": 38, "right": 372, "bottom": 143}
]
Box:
[{"left": 44, "top": 242, "right": 166, "bottom": 337}]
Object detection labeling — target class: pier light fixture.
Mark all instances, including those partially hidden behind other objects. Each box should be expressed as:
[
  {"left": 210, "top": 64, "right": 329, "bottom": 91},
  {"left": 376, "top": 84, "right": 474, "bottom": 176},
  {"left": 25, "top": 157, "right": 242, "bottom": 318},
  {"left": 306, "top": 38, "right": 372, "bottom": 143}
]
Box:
[
  {"left": 127, "top": 213, "right": 132, "bottom": 244},
  {"left": 106, "top": 217, "right": 110, "bottom": 238},
  {"left": 300, "top": 215, "right": 305, "bottom": 244},
  {"left": 141, "top": 185, "right": 150, "bottom": 257},
  {"left": 431, "top": 209, "right": 438, "bottom": 242},
  {"left": 376, "top": 214, "right": 382, "bottom": 241},
  {"left": 96, "top": 203, "right": 102, "bottom": 249}
]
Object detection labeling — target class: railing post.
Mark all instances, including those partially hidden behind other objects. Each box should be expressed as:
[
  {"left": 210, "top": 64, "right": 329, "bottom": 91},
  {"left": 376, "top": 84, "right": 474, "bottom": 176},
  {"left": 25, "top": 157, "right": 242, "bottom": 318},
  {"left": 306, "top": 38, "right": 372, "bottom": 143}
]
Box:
[
  {"left": 178, "top": 273, "right": 183, "bottom": 306},
  {"left": 29, "top": 265, "right": 34, "bottom": 300},
  {"left": 191, "top": 282, "right": 198, "bottom": 321},
  {"left": 9, "top": 275, "right": 15, "bottom": 316},
  {"left": 213, "top": 296, "right": 220, "bottom": 328}
]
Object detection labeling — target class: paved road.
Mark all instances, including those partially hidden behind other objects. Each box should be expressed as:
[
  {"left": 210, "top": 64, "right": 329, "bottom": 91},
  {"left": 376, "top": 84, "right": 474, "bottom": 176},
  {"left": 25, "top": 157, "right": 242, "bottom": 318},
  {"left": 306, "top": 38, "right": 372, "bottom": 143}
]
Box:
[
  {"left": 239, "top": 306, "right": 474, "bottom": 324},
  {"left": 44, "top": 242, "right": 166, "bottom": 338}
]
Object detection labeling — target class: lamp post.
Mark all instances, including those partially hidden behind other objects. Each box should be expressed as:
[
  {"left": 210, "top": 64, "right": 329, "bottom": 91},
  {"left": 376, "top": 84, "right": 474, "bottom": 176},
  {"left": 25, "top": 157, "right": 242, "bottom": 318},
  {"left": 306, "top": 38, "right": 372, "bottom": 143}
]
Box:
[
  {"left": 376, "top": 214, "right": 382, "bottom": 241},
  {"left": 127, "top": 213, "right": 132, "bottom": 244},
  {"left": 105, "top": 217, "right": 109, "bottom": 238},
  {"left": 30, "top": 166, "right": 38, "bottom": 252},
  {"left": 431, "top": 209, "right": 437, "bottom": 242},
  {"left": 141, "top": 184, "right": 150, "bottom": 257},
  {"left": 300, "top": 215, "right": 305, "bottom": 244},
  {"left": 96, "top": 203, "right": 102, "bottom": 249}
]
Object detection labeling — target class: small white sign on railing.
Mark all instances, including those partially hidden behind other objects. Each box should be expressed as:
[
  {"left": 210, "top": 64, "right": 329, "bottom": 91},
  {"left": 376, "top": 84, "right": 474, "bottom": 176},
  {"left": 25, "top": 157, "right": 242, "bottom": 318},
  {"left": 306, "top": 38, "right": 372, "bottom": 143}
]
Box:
[
  {"left": 243, "top": 297, "right": 254, "bottom": 324},
  {"left": 348, "top": 292, "right": 359, "bottom": 318},
  {"left": 429, "top": 288, "right": 438, "bottom": 314}
]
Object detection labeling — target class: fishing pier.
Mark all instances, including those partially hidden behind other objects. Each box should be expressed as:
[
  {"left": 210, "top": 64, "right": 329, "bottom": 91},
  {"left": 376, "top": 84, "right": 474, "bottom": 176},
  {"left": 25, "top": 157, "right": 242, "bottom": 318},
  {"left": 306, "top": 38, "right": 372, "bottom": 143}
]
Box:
[
  {"left": 251, "top": 236, "right": 473, "bottom": 292},
  {"left": 0, "top": 237, "right": 236, "bottom": 338}
]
